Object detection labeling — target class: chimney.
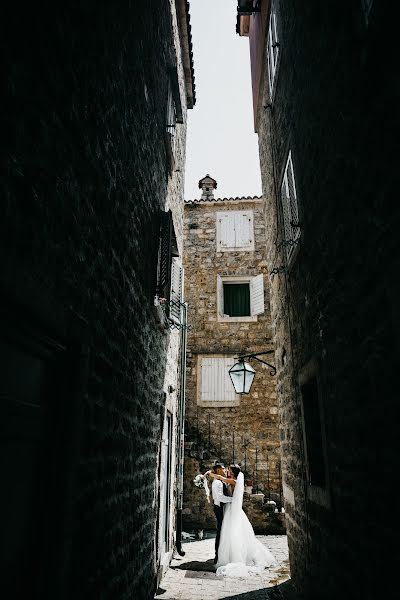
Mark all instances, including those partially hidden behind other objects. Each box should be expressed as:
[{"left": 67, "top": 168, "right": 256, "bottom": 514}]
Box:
[{"left": 198, "top": 174, "right": 217, "bottom": 200}]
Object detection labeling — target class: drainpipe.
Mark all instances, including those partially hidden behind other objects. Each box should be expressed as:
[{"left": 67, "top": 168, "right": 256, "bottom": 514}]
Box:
[{"left": 176, "top": 301, "right": 188, "bottom": 556}]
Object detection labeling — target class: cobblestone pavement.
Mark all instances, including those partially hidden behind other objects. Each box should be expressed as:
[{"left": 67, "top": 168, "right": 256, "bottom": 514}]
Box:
[{"left": 155, "top": 535, "right": 293, "bottom": 600}]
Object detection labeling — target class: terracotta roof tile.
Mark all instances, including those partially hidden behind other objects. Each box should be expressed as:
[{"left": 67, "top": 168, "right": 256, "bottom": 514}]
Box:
[{"left": 184, "top": 195, "right": 263, "bottom": 203}]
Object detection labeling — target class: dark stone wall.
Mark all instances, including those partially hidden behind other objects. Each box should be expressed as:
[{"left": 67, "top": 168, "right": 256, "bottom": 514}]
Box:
[
  {"left": 0, "top": 3, "right": 180, "bottom": 599},
  {"left": 256, "top": 1, "right": 398, "bottom": 599}
]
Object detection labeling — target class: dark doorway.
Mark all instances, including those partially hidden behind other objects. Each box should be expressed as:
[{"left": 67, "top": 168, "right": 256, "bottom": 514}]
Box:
[{"left": 0, "top": 301, "right": 83, "bottom": 599}]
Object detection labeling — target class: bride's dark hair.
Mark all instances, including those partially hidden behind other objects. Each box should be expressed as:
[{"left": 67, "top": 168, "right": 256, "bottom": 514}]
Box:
[{"left": 230, "top": 465, "right": 241, "bottom": 479}]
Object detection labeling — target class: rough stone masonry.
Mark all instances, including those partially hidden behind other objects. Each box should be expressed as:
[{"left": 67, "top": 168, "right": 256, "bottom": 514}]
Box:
[
  {"left": 243, "top": 1, "right": 399, "bottom": 599},
  {"left": 182, "top": 189, "right": 284, "bottom": 534},
  {"left": 0, "top": 2, "right": 193, "bottom": 599}
]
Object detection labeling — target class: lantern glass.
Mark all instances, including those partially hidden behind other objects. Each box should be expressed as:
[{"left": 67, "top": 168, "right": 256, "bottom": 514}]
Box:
[{"left": 229, "top": 360, "right": 256, "bottom": 394}]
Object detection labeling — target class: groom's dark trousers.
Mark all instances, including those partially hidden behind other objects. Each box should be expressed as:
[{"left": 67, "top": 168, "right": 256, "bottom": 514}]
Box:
[{"left": 213, "top": 504, "right": 224, "bottom": 560}]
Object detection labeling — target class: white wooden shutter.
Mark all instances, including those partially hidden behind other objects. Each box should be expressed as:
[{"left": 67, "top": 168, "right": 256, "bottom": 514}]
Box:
[
  {"left": 170, "top": 257, "right": 183, "bottom": 323},
  {"left": 200, "top": 358, "right": 212, "bottom": 401},
  {"left": 221, "top": 358, "right": 236, "bottom": 402},
  {"left": 201, "top": 357, "right": 236, "bottom": 402},
  {"left": 287, "top": 153, "right": 300, "bottom": 242},
  {"left": 281, "top": 151, "right": 300, "bottom": 259},
  {"left": 218, "top": 213, "right": 235, "bottom": 248},
  {"left": 218, "top": 211, "right": 253, "bottom": 250},
  {"left": 271, "top": 11, "right": 279, "bottom": 66},
  {"left": 234, "top": 212, "right": 253, "bottom": 248},
  {"left": 267, "top": 26, "right": 274, "bottom": 94},
  {"left": 250, "top": 274, "right": 265, "bottom": 316}
]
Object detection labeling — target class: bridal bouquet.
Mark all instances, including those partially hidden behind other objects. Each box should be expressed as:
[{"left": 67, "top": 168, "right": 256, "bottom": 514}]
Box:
[
  {"left": 193, "top": 474, "right": 205, "bottom": 488},
  {"left": 193, "top": 473, "right": 210, "bottom": 503}
]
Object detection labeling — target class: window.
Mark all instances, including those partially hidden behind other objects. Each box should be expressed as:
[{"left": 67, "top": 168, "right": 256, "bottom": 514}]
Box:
[
  {"left": 165, "top": 70, "right": 183, "bottom": 173},
  {"left": 300, "top": 377, "right": 326, "bottom": 488},
  {"left": 198, "top": 355, "right": 239, "bottom": 406},
  {"left": 155, "top": 210, "right": 183, "bottom": 323},
  {"left": 216, "top": 211, "right": 254, "bottom": 251},
  {"left": 224, "top": 283, "right": 250, "bottom": 317},
  {"left": 361, "top": 0, "right": 373, "bottom": 23},
  {"left": 267, "top": 2, "right": 280, "bottom": 97},
  {"left": 281, "top": 151, "right": 300, "bottom": 262},
  {"left": 217, "top": 274, "right": 264, "bottom": 321},
  {"left": 166, "top": 81, "right": 176, "bottom": 135}
]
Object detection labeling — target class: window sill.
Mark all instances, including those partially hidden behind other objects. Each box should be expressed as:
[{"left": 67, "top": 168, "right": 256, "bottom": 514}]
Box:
[
  {"left": 197, "top": 399, "right": 241, "bottom": 408},
  {"left": 218, "top": 315, "right": 257, "bottom": 323},
  {"left": 218, "top": 245, "right": 255, "bottom": 252}
]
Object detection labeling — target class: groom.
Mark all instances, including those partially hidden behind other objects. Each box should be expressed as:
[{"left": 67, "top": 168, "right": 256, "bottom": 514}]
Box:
[{"left": 211, "top": 463, "right": 232, "bottom": 564}]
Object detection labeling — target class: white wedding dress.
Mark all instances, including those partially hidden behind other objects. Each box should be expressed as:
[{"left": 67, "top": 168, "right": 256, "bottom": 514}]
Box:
[{"left": 216, "top": 472, "right": 276, "bottom": 577}]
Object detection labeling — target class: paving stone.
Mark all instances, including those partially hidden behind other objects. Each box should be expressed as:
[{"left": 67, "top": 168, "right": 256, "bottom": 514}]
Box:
[{"left": 155, "top": 535, "right": 291, "bottom": 600}]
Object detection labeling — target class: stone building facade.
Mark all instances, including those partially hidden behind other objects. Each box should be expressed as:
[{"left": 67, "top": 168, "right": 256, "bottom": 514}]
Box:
[
  {"left": 0, "top": 2, "right": 194, "bottom": 599},
  {"left": 237, "top": 2, "right": 397, "bottom": 599},
  {"left": 182, "top": 177, "right": 284, "bottom": 533}
]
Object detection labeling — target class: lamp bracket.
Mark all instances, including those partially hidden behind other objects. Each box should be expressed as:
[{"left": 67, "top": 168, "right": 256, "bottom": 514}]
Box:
[
  {"left": 236, "top": 351, "right": 276, "bottom": 376},
  {"left": 270, "top": 265, "right": 287, "bottom": 279}
]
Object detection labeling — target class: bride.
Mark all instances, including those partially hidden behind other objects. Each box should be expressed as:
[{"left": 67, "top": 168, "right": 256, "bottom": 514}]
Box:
[{"left": 205, "top": 465, "right": 276, "bottom": 577}]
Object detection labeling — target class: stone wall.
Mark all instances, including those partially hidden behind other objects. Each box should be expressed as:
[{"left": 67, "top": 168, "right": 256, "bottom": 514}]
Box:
[
  {"left": 182, "top": 196, "right": 283, "bottom": 532},
  {"left": 0, "top": 2, "right": 192, "bottom": 599},
  {"left": 254, "top": 1, "right": 397, "bottom": 599},
  {"left": 155, "top": 0, "right": 192, "bottom": 582}
]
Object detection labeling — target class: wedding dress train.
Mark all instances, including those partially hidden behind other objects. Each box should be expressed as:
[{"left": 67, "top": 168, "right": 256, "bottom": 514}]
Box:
[{"left": 216, "top": 472, "right": 276, "bottom": 577}]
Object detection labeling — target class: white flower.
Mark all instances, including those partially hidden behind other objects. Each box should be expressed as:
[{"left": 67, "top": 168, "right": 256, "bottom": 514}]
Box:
[{"left": 193, "top": 474, "right": 205, "bottom": 488}]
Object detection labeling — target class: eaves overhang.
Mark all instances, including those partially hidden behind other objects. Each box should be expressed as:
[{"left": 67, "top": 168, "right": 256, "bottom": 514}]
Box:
[{"left": 176, "top": 0, "right": 196, "bottom": 108}]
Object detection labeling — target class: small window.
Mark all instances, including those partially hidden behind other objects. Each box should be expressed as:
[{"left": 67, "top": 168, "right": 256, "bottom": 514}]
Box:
[
  {"left": 301, "top": 377, "right": 326, "bottom": 488},
  {"left": 281, "top": 151, "right": 300, "bottom": 262},
  {"left": 216, "top": 211, "right": 254, "bottom": 251},
  {"left": 165, "top": 70, "right": 183, "bottom": 173},
  {"left": 223, "top": 283, "right": 250, "bottom": 317},
  {"left": 267, "top": 2, "right": 280, "bottom": 97},
  {"left": 166, "top": 81, "right": 176, "bottom": 137},
  {"left": 156, "top": 210, "right": 181, "bottom": 320},
  {"left": 217, "top": 274, "right": 264, "bottom": 321}
]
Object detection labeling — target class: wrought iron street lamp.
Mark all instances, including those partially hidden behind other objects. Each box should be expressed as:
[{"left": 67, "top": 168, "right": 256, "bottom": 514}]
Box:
[
  {"left": 228, "top": 351, "right": 276, "bottom": 395},
  {"left": 229, "top": 359, "right": 256, "bottom": 394}
]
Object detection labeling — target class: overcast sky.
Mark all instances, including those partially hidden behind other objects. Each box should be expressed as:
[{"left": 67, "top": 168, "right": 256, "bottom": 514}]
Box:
[{"left": 184, "top": 0, "right": 262, "bottom": 201}]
